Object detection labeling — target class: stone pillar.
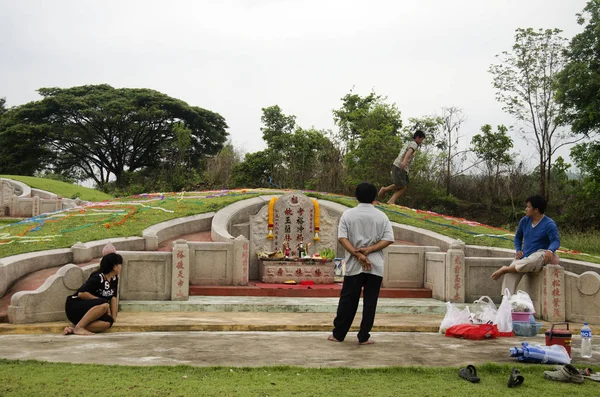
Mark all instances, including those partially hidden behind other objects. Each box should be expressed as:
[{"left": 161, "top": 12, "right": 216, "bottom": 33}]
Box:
[
  {"left": 171, "top": 239, "right": 190, "bottom": 301},
  {"left": 56, "top": 196, "right": 63, "bottom": 211},
  {"left": 540, "top": 264, "right": 565, "bottom": 322},
  {"left": 10, "top": 194, "right": 18, "bottom": 217},
  {"left": 32, "top": 195, "right": 40, "bottom": 217},
  {"left": 144, "top": 233, "right": 159, "bottom": 251},
  {"left": 71, "top": 241, "right": 91, "bottom": 264},
  {"left": 445, "top": 240, "right": 466, "bottom": 303},
  {"left": 232, "top": 235, "right": 250, "bottom": 285}
]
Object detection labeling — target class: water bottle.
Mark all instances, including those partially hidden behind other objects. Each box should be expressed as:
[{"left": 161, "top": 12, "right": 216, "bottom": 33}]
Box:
[{"left": 580, "top": 322, "right": 592, "bottom": 358}]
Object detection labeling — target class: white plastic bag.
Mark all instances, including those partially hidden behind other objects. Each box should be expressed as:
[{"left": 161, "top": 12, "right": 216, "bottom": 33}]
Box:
[
  {"left": 439, "top": 301, "right": 471, "bottom": 334},
  {"left": 509, "top": 290, "right": 535, "bottom": 313},
  {"left": 494, "top": 288, "right": 513, "bottom": 333},
  {"left": 471, "top": 296, "right": 498, "bottom": 324}
]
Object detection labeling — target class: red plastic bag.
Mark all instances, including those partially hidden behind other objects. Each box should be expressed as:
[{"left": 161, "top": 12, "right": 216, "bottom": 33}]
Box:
[{"left": 445, "top": 324, "right": 499, "bottom": 340}]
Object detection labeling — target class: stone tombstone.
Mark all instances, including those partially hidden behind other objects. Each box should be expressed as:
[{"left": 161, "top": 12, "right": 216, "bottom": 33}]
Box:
[
  {"left": 249, "top": 193, "right": 341, "bottom": 280},
  {"left": 272, "top": 193, "right": 317, "bottom": 255}
]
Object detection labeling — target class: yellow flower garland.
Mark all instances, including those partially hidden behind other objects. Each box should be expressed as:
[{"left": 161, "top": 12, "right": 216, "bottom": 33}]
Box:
[
  {"left": 312, "top": 199, "right": 320, "bottom": 241},
  {"left": 267, "top": 197, "right": 278, "bottom": 239}
]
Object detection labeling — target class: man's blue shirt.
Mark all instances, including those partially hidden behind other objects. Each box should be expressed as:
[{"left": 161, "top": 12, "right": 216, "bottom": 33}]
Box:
[{"left": 514, "top": 215, "right": 560, "bottom": 258}]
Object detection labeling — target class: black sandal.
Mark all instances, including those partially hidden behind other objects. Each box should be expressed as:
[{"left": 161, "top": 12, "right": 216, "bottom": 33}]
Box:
[
  {"left": 459, "top": 364, "right": 480, "bottom": 383},
  {"left": 507, "top": 368, "right": 524, "bottom": 388}
]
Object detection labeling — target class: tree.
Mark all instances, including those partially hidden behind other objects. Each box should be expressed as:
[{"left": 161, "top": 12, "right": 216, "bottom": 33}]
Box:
[
  {"left": 438, "top": 106, "right": 468, "bottom": 196},
  {"left": 489, "top": 28, "right": 576, "bottom": 198},
  {"left": 4, "top": 85, "right": 228, "bottom": 188},
  {"left": 203, "top": 141, "right": 242, "bottom": 189},
  {"left": 556, "top": 0, "right": 600, "bottom": 135},
  {"left": 332, "top": 91, "right": 403, "bottom": 190},
  {"left": 232, "top": 106, "right": 335, "bottom": 190},
  {"left": 0, "top": 106, "right": 53, "bottom": 175},
  {"left": 471, "top": 124, "right": 514, "bottom": 201},
  {"left": 0, "top": 97, "right": 6, "bottom": 115}
]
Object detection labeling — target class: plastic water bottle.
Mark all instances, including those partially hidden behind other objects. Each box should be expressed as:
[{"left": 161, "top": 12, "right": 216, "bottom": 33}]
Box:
[{"left": 580, "top": 322, "right": 592, "bottom": 358}]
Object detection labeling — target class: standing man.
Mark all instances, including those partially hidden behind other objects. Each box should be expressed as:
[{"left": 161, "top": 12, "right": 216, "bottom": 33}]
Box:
[
  {"left": 328, "top": 182, "right": 395, "bottom": 345},
  {"left": 491, "top": 195, "right": 560, "bottom": 294},
  {"left": 378, "top": 130, "right": 426, "bottom": 205}
]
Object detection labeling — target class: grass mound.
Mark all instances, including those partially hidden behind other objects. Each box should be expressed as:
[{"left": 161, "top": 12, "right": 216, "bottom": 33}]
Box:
[{"left": 0, "top": 175, "right": 113, "bottom": 201}]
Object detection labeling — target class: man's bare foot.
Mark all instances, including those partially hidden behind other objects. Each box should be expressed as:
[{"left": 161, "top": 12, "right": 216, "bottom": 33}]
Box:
[
  {"left": 73, "top": 327, "right": 95, "bottom": 336},
  {"left": 359, "top": 340, "right": 375, "bottom": 345},
  {"left": 327, "top": 335, "right": 342, "bottom": 342},
  {"left": 386, "top": 200, "right": 395, "bottom": 205},
  {"left": 62, "top": 326, "right": 74, "bottom": 335},
  {"left": 491, "top": 267, "right": 506, "bottom": 281}
]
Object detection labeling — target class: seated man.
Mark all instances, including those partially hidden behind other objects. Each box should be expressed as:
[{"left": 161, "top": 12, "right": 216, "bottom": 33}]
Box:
[{"left": 491, "top": 195, "right": 560, "bottom": 295}]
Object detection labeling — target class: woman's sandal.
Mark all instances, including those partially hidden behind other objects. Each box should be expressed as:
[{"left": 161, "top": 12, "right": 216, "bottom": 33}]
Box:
[
  {"left": 458, "top": 364, "right": 480, "bottom": 383},
  {"left": 507, "top": 368, "right": 524, "bottom": 388},
  {"left": 578, "top": 368, "right": 600, "bottom": 382}
]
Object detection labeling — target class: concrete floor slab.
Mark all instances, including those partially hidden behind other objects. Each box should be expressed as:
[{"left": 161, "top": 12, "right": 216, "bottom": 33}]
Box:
[{"left": 0, "top": 331, "right": 598, "bottom": 368}]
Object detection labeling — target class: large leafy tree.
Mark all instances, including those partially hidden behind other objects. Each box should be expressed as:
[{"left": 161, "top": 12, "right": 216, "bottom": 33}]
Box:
[
  {"left": 332, "top": 91, "right": 403, "bottom": 189},
  {"left": 231, "top": 105, "right": 336, "bottom": 190},
  {"left": 471, "top": 124, "right": 514, "bottom": 201},
  {"left": 556, "top": 0, "right": 600, "bottom": 135},
  {"left": 0, "top": 96, "right": 53, "bottom": 175},
  {"left": 554, "top": 1, "right": 600, "bottom": 223},
  {"left": 489, "top": 28, "right": 576, "bottom": 198},
  {"left": 3, "top": 85, "right": 228, "bottom": 188}
]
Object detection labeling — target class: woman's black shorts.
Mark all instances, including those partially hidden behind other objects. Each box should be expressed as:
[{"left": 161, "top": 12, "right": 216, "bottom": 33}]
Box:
[{"left": 65, "top": 296, "right": 114, "bottom": 327}]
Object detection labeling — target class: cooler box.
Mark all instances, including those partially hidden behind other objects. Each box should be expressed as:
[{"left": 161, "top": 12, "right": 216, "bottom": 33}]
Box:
[
  {"left": 513, "top": 321, "right": 543, "bottom": 337},
  {"left": 545, "top": 322, "right": 572, "bottom": 357}
]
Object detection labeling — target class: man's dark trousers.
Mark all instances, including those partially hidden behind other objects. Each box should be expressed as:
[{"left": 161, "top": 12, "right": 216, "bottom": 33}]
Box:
[{"left": 332, "top": 272, "right": 383, "bottom": 343}]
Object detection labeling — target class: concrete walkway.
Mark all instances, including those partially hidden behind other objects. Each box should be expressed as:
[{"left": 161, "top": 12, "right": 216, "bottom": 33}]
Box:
[{"left": 1, "top": 330, "right": 599, "bottom": 368}]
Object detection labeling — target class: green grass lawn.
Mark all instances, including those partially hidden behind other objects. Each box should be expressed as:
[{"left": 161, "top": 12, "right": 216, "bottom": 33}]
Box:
[
  {"left": 1, "top": 360, "right": 598, "bottom": 397},
  {"left": 0, "top": 175, "right": 113, "bottom": 201}
]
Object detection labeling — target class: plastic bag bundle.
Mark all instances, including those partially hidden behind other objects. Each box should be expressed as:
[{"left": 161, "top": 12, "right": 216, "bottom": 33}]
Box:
[
  {"left": 471, "top": 296, "right": 497, "bottom": 324},
  {"left": 439, "top": 302, "right": 471, "bottom": 334},
  {"left": 510, "top": 342, "right": 571, "bottom": 364},
  {"left": 494, "top": 288, "right": 513, "bottom": 335},
  {"left": 509, "top": 290, "right": 535, "bottom": 313}
]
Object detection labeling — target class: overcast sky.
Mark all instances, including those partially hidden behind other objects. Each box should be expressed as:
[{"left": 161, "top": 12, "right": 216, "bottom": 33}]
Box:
[{"left": 0, "top": 0, "right": 590, "bottom": 169}]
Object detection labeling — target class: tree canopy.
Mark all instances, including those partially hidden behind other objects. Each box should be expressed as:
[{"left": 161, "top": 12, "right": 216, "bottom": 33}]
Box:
[
  {"left": 332, "top": 91, "right": 403, "bottom": 189},
  {"left": 1, "top": 85, "right": 228, "bottom": 188},
  {"left": 489, "top": 28, "right": 571, "bottom": 198},
  {"left": 556, "top": 0, "right": 600, "bottom": 135}
]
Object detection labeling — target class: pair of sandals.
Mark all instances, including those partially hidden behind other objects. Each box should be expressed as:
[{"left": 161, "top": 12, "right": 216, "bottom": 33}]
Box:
[
  {"left": 458, "top": 365, "right": 524, "bottom": 387},
  {"left": 544, "top": 364, "right": 600, "bottom": 383}
]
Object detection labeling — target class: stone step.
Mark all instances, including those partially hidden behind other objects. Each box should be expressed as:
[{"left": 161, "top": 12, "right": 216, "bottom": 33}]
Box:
[
  {"left": 119, "top": 296, "right": 453, "bottom": 315},
  {"left": 189, "top": 284, "right": 432, "bottom": 298}
]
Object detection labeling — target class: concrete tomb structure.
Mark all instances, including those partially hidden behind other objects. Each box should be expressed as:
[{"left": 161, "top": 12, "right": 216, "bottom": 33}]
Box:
[{"left": 2, "top": 187, "right": 600, "bottom": 325}]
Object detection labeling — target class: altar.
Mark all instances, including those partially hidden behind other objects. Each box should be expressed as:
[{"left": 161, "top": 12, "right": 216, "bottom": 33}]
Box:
[
  {"left": 255, "top": 192, "right": 340, "bottom": 283},
  {"left": 259, "top": 258, "right": 335, "bottom": 284}
]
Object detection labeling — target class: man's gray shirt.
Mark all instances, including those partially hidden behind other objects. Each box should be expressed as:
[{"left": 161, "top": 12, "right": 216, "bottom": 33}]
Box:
[{"left": 337, "top": 203, "right": 395, "bottom": 277}]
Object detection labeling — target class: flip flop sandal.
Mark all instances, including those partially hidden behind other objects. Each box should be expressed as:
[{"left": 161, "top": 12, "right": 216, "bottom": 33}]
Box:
[
  {"left": 459, "top": 364, "right": 480, "bottom": 383},
  {"left": 507, "top": 368, "right": 524, "bottom": 388},
  {"left": 579, "top": 368, "right": 600, "bottom": 382}
]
